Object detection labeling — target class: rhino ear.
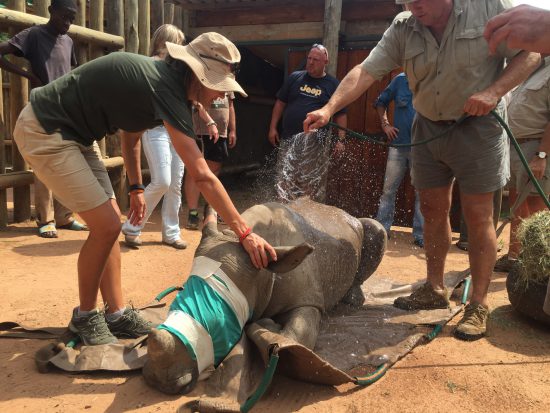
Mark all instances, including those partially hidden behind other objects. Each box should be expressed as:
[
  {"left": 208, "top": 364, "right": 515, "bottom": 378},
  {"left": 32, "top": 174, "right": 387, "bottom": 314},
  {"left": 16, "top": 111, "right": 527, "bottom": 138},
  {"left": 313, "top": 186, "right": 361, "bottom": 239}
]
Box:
[
  {"left": 201, "top": 205, "right": 220, "bottom": 238},
  {"left": 267, "top": 243, "right": 314, "bottom": 273}
]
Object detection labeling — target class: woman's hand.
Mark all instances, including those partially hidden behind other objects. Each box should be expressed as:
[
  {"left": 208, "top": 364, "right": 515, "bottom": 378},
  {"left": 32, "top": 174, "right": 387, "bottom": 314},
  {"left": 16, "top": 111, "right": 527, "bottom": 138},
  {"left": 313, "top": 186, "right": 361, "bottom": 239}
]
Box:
[
  {"left": 127, "top": 192, "right": 147, "bottom": 225},
  {"left": 207, "top": 123, "right": 219, "bottom": 143},
  {"left": 241, "top": 232, "right": 277, "bottom": 269}
]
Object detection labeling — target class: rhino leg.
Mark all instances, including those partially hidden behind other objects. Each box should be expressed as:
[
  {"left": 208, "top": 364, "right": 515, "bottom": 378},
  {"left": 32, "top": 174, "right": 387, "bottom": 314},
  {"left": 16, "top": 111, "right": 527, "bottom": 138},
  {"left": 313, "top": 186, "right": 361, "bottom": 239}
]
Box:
[
  {"left": 343, "top": 218, "right": 387, "bottom": 306},
  {"left": 143, "top": 329, "right": 198, "bottom": 395},
  {"left": 275, "top": 306, "right": 321, "bottom": 349}
]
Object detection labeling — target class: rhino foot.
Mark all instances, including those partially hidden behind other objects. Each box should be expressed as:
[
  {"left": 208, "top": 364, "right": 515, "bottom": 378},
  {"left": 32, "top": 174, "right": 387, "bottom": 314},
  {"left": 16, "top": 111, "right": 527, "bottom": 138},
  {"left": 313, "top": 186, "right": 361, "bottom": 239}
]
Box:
[
  {"left": 143, "top": 328, "right": 198, "bottom": 395},
  {"left": 341, "top": 284, "right": 365, "bottom": 307}
]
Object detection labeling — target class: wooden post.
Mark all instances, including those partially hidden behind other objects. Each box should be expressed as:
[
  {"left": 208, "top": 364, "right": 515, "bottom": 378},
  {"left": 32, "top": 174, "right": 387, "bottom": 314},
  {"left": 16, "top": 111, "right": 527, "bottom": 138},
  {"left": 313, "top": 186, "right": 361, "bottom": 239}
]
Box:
[
  {"left": 89, "top": 0, "right": 106, "bottom": 156},
  {"left": 75, "top": 0, "right": 88, "bottom": 65},
  {"left": 151, "top": 0, "right": 164, "bottom": 33},
  {"left": 0, "top": 68, "right": 6, "bottom": 228},
  {"left": 8, "top": 0, "right": 30, "bottom": 222},
  {"left": 173, "top": 4, "right": 183, "bottom": 30},
  {"left": 34, "top": 0, "right": 50, "bottom": 18},
  {"left": 323, "top": 0, "right": 342, "bottom": 76},
  {"left": 125, "top": 0, "right": 139, "bottom": 54},
  {"left": 89, "top": 0, "right": 104, "bottom": 60},
  {"left": 182, "top": 9, "right": 190, "bottom": 36},
  {"left": 106, "top": 0, "right": 124, "bottom": 37},
  {"left": 164, "top": 2, "right": 174, "bottom": 25},
  {"left": 138, "top": 0, "right": 151, "bottom": 55}
]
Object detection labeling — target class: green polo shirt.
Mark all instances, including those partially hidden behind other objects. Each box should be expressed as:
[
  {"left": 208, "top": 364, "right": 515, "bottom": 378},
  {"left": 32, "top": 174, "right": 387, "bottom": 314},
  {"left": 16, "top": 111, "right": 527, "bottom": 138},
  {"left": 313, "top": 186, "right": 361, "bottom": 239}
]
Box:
[
  {"left": 362, "top": 0, "right": 520, "bottom": 122},
  {"left": 30, "top": 52, "right": 195, "bottom": 146},
  {"left": 508, "top": 57, "right": 550, "bottom": 141}
]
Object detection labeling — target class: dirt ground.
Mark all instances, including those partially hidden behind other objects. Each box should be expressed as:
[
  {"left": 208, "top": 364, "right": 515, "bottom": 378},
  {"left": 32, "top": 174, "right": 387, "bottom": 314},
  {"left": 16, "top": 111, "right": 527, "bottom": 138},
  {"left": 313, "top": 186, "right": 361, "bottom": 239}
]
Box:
[{"left": 1, "top": 184, "right": 549, "bottom": 413}]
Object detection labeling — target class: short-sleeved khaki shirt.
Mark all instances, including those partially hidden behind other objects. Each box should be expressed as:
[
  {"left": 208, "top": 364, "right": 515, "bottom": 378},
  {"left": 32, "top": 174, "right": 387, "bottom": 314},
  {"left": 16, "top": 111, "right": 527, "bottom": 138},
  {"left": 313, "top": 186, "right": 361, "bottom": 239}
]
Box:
[
  {"left": 507, "top": 57, "right": 550, "bottom": 141},
  {"left": 362, "top": 0, "right": 520, "bottom": 121}
]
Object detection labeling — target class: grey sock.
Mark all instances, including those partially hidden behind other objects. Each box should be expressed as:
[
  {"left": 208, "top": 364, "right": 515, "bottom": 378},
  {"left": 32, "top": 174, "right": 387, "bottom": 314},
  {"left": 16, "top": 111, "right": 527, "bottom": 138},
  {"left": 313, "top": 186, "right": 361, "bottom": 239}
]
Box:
[
  {"left": 76, "top": 307, "right": 96, "bottom": 318},
  {"left": 105, "top": 307, "right": 126, "bottom": 322}
]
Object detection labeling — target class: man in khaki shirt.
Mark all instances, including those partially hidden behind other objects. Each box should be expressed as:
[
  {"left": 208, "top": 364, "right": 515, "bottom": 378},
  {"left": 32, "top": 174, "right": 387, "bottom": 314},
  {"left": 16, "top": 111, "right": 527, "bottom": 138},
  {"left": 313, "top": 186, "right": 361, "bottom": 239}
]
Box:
[
  {"left": 495, "top": 56, "right": 550, "bottom": 307},
  {"left": 304, "top": 0, "right": 540, "bottom": 341}
]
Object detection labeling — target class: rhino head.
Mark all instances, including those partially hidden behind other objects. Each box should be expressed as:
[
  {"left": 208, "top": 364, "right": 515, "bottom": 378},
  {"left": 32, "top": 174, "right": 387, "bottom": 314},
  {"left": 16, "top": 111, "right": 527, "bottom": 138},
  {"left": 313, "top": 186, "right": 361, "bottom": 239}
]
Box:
[{"left": 143, "top": 212, "right": 314, "bottom": 395}]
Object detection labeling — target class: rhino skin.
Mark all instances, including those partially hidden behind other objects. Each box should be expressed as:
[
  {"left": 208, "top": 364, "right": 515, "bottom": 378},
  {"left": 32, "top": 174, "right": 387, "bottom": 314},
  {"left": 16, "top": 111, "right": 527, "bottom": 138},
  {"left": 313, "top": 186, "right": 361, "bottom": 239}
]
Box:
[{"left": 143, "top": 198, "right": 387, "bottom": 394}]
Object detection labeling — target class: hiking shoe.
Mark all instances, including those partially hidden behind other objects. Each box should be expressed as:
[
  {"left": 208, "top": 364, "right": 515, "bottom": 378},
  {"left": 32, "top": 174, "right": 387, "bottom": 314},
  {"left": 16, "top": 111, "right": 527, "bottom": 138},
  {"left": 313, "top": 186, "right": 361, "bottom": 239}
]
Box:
[
  {"left": 106, "top": 307, "right": 153, "bottom": 338},
  {"left": 413, "top": 238, "right": 424, "bottom": 248},
  {"left": 69, "top": 308, "right": 117, "bottom": 346},
  {"left": 455, "top": 240, "right": 468, "bottom": 251},
  {"left": 124, "top": 234, "right": 142, "bottom": 248},
  {"left": 494, "top": 254, "right": 517, "bottom": 273},
  {"left": 186, "top": 210, "right": 200, "bottom": 230},
  {"left": 454, "top": 303, "right": 489, "bottom": 341},
  {"left": 394, "top": 282, "right": 450, "bottom": 310}
]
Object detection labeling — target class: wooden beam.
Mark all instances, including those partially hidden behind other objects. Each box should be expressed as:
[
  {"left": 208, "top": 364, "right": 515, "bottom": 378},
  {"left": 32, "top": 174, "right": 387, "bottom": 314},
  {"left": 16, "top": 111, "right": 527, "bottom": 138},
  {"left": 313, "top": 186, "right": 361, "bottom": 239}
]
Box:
[
  {"left": 0, "top": 67, "right": 6, "bottom": 228},
  {"left": 138, "top": 0, "right": 151, "bottom": 55},
  {"left": 8, "top": 0, "right": 31, "bottom": 222},
  {"left": 33, "top": 0, "right": 50, "bottom": 18},
  {"left": 173, "top": 4, "right": 183, "bottom": 29},
  {"left": 75, "top": 0, "right": 88, "bottom": 64},
  {"left": 106, "top": 0, "right": 124, "bottom": 37},
  {"left": 125, "top": 0, "right": 139, "bottom": 54},
  {"left": 151, "top": 0, "right": 164, "bottom": 33},
  {"left": 189, "top": 22, "right": 323, "bottom": 43},
  {"left": 0, "top": 8, "right": 125, "bottom": 50},
  {"left": 164, "top": 2, "right": 174, "bottom": 24},
  {"left": 323, "top": 0, "right": 342, "bottom": 76},
  {"left": 89, "top": 0, "right": 104, "bottom": 60}
]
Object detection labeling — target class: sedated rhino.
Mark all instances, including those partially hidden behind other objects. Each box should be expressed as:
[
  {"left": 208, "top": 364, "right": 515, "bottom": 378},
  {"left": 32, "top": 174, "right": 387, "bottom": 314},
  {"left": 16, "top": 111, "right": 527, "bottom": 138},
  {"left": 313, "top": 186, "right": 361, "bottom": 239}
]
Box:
[{"left": 143, "top": 198, "right": 386, "bottom": 394}]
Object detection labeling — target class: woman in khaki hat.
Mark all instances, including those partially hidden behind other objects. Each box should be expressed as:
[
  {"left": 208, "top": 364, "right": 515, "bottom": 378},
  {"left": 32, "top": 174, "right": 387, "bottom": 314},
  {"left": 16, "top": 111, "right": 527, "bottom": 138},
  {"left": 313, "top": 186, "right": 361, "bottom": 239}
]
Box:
[{"left": 13, "top": 32, "right": 277, "bottom": 346}]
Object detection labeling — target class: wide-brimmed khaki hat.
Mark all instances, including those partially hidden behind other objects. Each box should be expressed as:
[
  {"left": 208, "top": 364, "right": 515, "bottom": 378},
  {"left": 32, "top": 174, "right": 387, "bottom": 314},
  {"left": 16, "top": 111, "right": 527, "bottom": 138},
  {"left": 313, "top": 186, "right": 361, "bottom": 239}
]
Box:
[{"left": 165, "top": 32, "right": 247, "bottom": 97}]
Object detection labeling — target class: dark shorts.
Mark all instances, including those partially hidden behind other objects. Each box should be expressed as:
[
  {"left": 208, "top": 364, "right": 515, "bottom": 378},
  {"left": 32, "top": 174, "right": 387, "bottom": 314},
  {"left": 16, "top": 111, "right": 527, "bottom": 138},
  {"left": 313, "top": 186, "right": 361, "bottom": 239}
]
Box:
[
  {"left": 197, "top": 135, "right": 229, "bottom": 163},
  {"left": 411, "top": 109, "right": 509, "bottom": 194}
]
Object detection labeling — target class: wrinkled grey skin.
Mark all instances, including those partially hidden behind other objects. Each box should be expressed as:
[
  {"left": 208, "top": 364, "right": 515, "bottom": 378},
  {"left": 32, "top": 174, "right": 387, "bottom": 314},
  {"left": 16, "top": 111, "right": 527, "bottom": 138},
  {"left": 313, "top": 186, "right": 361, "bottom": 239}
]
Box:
[{"left": 143, "top": 198, "right": 386, "bottom": 394}]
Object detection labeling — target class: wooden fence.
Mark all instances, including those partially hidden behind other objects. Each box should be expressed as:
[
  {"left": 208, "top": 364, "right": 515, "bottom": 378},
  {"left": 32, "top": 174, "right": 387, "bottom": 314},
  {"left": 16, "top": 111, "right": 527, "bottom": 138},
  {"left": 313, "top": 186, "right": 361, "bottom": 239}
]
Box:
[{"left": 0, "top": 0, "right": 188, "bottom": 228}]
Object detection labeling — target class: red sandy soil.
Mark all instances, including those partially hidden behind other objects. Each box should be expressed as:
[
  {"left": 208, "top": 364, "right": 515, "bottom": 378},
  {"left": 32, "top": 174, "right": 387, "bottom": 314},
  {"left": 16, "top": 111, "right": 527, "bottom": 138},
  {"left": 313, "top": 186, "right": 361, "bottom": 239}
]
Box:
[{"left": 1, "top": 190, "right": 549, "bottom": 413}]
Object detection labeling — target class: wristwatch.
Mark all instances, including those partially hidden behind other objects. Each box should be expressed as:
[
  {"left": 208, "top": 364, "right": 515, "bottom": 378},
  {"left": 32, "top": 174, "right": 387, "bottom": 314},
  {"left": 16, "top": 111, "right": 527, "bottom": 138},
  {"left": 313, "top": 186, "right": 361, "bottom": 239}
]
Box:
[{"left": 536, "top": 151, "right": 547, "bottom": 159}]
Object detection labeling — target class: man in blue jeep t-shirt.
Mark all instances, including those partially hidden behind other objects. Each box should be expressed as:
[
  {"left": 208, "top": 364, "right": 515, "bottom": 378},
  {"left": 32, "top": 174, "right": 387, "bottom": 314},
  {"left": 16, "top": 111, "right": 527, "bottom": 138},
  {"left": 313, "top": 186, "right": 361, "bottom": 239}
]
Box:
[{"left": 268, "top": 44, "right": 347, "bottom": 202}]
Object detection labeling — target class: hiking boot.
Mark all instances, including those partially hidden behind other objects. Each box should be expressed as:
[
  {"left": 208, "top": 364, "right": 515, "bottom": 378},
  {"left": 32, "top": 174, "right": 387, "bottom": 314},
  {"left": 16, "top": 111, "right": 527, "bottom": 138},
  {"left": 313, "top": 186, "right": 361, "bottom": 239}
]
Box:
[
  {"left": 455, "top": 240, "right": 468, "bottom": 251},
  {"left": 494, "top": 254, "right": 517, "bottom": 273},
  {"left": 454, "top": 303, "right": 489, "bottom": 341},
  {"left": 69, "top": 308, "right": 117, "bottom": 346},
  {"left": 186, "top": 210, "right": 200, "bottom": 230},
  {"left": 106, "top": 307, "right": 153, "bottom": 338},
  {"left": 394, "top": 282, "right": 450, "bottom": 310}
]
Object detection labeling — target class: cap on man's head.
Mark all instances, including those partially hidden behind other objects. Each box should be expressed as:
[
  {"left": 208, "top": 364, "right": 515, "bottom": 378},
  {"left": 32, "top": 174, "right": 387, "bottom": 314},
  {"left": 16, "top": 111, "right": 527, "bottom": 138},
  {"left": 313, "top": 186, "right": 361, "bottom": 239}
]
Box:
[
  {"left": 395, "top": 0, "right": 417, "bottom": 4},
  {"left": 165, "top": 32, "right": 247, "bottom": 97},
  {"left": 51, "top": 0, "right": 77, "bottom": 11}
]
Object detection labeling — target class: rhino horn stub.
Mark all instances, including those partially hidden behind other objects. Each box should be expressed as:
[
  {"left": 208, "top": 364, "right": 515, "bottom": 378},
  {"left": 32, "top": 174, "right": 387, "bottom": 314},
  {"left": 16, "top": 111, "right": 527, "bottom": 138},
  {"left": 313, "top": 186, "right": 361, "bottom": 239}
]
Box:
[{"left": 267, "top": 243, "right": 314, "bottom": 273}]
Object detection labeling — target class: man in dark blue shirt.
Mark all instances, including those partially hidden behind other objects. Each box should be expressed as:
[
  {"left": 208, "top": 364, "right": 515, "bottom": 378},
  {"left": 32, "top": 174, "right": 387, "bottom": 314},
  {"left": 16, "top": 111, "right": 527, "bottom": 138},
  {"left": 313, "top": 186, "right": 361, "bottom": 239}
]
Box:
[
  {"left": 268, "top": 44, "right": 347, "bottom": 201},
  {"left": 374, "top": 73, "right": 424, "bottom": 247}
]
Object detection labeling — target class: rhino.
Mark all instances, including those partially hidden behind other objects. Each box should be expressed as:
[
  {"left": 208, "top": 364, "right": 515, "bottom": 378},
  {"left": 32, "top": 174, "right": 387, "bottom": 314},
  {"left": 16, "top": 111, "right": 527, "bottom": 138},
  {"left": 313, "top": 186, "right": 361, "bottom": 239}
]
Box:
[{"left": 143, "top": 198, "right": 386, "bottom": 394}]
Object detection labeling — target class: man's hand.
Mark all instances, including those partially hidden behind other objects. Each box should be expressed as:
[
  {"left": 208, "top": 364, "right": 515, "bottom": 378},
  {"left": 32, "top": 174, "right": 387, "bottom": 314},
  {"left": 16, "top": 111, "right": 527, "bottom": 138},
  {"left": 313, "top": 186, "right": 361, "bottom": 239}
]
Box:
[
  {"left": 303, "top": 107, "right": 331, "bottom": 132},
  {"left": 127, "top": 192, "right": 146, "bottom": 226},
  {"left": 463, "top": 90, "right": 499, "bottom": 116},
  {"left": 382, "top": 124, "right": 399, "bottom": 142},
  {"left": 484, "top": 5, "right": 550, "bottom": 54},
  {"left": 228, "top": 130, "right": 237, "bottom": 148},
  {"left": 268, "top": 128, "right": 280, "bottom": 146},
  {"left": 529, "top": 157, "right": 547, "bottom": 180}
]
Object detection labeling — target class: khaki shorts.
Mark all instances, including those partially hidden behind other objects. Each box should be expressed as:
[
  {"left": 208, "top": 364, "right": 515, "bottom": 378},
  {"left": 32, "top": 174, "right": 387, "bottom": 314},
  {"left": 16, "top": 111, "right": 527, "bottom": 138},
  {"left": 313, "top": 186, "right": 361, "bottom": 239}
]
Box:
[
  {"left": 411, "top": 111, "right": 509, "bottom": 194},
  {"left": 510, "top": 139, "right": 550, "bottom": 194},
  {"left": 13, "top": 104, "right": 115, "bottom": 213}
]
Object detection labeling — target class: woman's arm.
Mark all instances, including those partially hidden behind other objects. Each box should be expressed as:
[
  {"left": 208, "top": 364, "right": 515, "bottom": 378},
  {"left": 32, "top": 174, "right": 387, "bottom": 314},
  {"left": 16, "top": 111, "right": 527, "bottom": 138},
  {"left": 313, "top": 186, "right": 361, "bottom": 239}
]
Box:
[
  {"left": 120, "top": 130, "right": 146, "bottom": 226},
  {"left": 164, "top": 121, "right": 276, "bottom": 268}
]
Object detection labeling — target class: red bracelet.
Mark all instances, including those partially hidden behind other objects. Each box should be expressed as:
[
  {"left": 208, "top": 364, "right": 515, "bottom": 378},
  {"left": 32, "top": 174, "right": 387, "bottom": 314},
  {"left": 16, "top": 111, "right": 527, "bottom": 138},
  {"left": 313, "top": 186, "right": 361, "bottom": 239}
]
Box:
[{"left": 239, "top": 227, "right": 252, "bottom": 243}]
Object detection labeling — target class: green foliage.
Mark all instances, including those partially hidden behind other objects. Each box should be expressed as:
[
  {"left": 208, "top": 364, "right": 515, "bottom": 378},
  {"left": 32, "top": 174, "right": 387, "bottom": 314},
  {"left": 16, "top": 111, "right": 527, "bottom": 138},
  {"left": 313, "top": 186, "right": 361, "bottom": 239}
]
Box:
[{"left": 517, "top": 210, "right": 550, "bottom": 286}]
